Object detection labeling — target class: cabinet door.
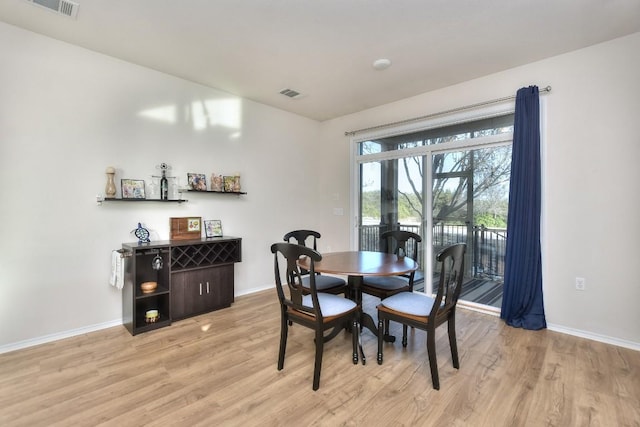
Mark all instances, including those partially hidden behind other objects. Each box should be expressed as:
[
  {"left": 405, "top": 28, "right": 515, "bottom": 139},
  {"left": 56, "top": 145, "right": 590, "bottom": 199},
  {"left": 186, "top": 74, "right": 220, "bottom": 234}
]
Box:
[
  {"left": 201, "top": 265, "right": 234, "bottom": 310},
  {"left": 170, "top": 272, "right": 187, "bottom": 320},
  {"left": 202, "top": 265, "right": 233, "bottom": 311},
  {"left": 171, "top": 270, "right": 206, "bottom": 320}
]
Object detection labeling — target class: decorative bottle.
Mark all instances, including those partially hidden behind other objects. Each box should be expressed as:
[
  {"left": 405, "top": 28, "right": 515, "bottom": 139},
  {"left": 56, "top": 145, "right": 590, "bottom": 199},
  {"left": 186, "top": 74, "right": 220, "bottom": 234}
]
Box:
[{"left": 160, "top": 170, "right": 168, "bottom": 200}]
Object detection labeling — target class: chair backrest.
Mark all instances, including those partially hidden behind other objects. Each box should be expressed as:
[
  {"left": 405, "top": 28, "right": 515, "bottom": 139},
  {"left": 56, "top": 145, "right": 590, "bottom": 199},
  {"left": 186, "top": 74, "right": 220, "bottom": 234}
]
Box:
[
  {"left": 283, "top": 230, "right": 322, "bottom": 276},
  {"left": 271, "top": 242, "right": 323, "bottom": 318},
  {"left": 380, "top": 230, "right": 422, "bottom": 261},
  {"left": 431, "top": 243, "right": 466, "bottom": 324},
  {"left": 283, "top": 229, "right": 321, "bottom": 250}
]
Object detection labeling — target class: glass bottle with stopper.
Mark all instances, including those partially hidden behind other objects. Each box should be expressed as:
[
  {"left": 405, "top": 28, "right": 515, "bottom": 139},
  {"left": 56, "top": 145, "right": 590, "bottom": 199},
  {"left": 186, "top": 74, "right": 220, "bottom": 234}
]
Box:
[{"left": 153, "top": 163, "right": 175, "bottom": 200}]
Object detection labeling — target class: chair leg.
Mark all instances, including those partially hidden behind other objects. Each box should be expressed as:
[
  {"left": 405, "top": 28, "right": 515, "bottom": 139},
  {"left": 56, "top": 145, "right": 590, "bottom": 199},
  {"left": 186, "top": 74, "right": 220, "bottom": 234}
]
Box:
[
  {"left": 312, "top": 328, "right": 324, "bottom": 391},
  {"left": 352, "top": 318, "right": 359, "bottom": 365},
  {"left": 278, "top": 313, "right": 288, "bottom": 370},
  {"left": 402, "top": 324, "right": 408, "bottom": 347},
  {"left": 426, "top": 330, "right": 439, "bottom": 390},
  {"left": 377, "top": 318, "right": 384, "bottom": 365},
  {"left": 448, "top": 315, "right": 460, "bottom": 369}
]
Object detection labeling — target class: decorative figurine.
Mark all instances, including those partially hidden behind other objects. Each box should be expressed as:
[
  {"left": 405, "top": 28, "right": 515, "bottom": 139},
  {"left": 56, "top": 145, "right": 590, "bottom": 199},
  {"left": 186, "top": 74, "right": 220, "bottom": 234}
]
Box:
[
  {"left": 132, "top": 222, "right": 150, "bottom": 244},
  {"left": 105, "top": 166, "right": 117, "bottom": 198}
]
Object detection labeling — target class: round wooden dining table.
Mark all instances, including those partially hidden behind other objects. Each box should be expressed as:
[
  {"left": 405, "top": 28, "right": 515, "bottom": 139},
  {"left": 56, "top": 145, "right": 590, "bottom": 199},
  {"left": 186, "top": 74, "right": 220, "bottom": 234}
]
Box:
[{"left": 298, "top": 251, "right": 418, "bottom": 339}]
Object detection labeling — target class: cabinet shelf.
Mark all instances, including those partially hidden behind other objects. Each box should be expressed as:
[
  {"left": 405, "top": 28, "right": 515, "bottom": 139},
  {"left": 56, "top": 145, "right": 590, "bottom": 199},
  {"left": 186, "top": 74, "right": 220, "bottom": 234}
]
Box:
[{"left": 135, "top": 287, "right": 170, "bottom": 299}]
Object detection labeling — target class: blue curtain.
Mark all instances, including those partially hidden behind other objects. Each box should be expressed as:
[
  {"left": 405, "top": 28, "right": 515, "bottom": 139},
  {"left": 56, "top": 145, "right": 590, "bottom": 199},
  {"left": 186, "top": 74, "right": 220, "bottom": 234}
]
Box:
[{"left": 500, "top": 86, "right": 546, "bottom": 330}]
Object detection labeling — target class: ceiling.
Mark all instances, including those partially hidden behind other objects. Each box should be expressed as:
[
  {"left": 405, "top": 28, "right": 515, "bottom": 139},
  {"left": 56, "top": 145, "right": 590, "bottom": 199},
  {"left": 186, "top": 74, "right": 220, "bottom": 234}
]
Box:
[{"left": 1, "top": 0, "right": 639, "bottom": 121}]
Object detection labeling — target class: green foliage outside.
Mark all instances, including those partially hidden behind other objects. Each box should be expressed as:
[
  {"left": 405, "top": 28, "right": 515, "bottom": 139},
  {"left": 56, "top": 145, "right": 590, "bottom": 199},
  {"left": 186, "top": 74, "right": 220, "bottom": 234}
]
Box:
[{"left": 361, "top": 190, "right": 508, "bottom": 228}]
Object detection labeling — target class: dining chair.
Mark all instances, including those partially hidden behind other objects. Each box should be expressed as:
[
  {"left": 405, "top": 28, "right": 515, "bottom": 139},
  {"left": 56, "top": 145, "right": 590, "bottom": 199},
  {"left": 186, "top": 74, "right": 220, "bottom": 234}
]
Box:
[
  {"left": 271, "top": 242, "right": 361, "bottom": 391},
  {"left": 283, "top": 230, "right": 348, "bottom": 296},
  {"left": 361, "top": 230, "right": 422, "bottom": 337},
  {"left": 376, "top": 243, "right": 466, "bottom": 390}
]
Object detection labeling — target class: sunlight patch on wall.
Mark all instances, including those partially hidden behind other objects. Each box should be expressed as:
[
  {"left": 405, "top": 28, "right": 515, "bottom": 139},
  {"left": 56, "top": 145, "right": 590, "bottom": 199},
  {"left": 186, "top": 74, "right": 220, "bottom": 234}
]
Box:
[
  {"left": 138, "top": 98, "right": 241, "bottom": 134},
  {"left": 138, "top": 105, "right": 177, "bottom": 124},
  {"left": 191, "top": 98, "right": 241, "bottom": 131}
]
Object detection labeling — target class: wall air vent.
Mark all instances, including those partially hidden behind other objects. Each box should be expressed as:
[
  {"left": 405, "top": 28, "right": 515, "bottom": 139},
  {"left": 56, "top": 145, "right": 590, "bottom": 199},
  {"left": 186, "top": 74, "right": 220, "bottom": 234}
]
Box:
[
  {"left": 279, "top": 88, "right": 303, "bottom": 99},
  {"left": 25, "top": 0, "right": 79, "bottom": 19}
]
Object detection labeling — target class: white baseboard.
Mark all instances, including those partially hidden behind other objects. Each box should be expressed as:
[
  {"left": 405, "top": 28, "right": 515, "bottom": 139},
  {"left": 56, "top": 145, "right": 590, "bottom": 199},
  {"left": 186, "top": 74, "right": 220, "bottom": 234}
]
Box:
[
  {"left": 547, "top": 323, "right": 640, "bottom": 352},
  {"left": 235, "top": 284, "right": 273, "bottom": 297},
  {"left": 0, "top": 319, "right": 123, "bottom": 355},
  {"left": 457, "top": 303, "right": 640, "bottom": 351}
]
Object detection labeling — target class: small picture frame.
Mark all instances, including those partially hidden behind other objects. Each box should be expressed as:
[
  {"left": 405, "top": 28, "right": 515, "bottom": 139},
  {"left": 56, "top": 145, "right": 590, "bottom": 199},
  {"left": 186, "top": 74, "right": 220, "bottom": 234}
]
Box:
[
  {"left": 204, "top": 220, "right": 223, "bottom": 238},
  {"left": 121, "top": 179, "right": 146, "bottom": 199},
  {"left": 187, "top": 173, "right": 207, "bottom": 191},
  {"left": 187, "top": 217, "right": 201, "bottom": 232},
  {"left": 223, "top": 176, "right": 236, "bottom": 192}
]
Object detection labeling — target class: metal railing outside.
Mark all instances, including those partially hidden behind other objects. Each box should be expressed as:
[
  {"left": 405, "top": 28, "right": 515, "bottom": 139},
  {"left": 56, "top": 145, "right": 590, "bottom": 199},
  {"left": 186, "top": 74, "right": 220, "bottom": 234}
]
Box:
[{"left": 359, "top": 223, "right": 506, "bottom": 280}]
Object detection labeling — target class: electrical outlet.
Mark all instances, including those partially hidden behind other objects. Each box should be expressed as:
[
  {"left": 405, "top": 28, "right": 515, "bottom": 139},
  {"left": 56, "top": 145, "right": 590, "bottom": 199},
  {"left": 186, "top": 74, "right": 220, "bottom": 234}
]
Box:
[{"left": 575, "top": 277, "right": 586, "bottom": 291}]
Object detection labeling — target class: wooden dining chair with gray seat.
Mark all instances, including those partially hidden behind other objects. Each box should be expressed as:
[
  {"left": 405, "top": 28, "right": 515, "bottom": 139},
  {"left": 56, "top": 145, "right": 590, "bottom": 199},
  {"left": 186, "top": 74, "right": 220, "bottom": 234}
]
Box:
[
  {"left": 271, "top": 242, "right": 361, "bottom": 390},
  {"left": 283, "top": 230, "right": 348, "bottom": 296},
  {"left": 376, "top": 243, "right": 466, "bottom": 390},
  {"left": 361, "top": 230, "right": 422, "bottom": 338}
]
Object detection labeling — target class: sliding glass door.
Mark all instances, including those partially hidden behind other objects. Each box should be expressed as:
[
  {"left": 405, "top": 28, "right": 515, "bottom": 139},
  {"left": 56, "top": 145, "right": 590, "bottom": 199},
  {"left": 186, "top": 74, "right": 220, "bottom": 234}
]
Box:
[
  {"left": 431, "top": 146, "right": 510, "bottom": 307},
  {"left": 355, "top": 114, "right": 513, "bottom": 309},
  {"left": 359, "top": 154, "right": 425, "bottom": 286}
]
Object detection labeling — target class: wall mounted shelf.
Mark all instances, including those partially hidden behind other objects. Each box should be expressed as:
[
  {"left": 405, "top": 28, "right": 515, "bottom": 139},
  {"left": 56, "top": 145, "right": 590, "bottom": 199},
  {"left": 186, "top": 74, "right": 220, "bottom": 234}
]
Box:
[
  {"left": 184, "top": 190, "right": 247, "bottom": 195},
  {"left": 97, "top": 195, "right": 187, "bottom": 205}
]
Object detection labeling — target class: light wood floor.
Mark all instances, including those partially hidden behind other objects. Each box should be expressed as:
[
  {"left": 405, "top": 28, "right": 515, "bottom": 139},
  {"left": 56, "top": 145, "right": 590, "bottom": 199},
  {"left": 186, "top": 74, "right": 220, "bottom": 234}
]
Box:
[{"left": 1, "top": 290, "right": 639, "bottom": 427}]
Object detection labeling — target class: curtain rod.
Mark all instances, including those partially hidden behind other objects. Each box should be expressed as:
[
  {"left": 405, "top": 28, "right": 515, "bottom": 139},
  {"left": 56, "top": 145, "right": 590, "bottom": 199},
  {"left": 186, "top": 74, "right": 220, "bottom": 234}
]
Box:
[{"left": 345, "top": 85, "right": 551, "bottom": 136}]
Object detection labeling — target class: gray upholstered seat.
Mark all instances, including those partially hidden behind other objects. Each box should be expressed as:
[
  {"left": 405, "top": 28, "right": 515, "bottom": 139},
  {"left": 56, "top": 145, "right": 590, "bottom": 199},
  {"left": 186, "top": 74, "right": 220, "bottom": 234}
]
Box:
[
  {"left": 379, "top": 291, "right": 435, "bottom": 317},
  {"left": 301, "top": 274, "right": 347, "bottom": 292},
  {"left": 302, "top": 293, "right": 358, "bottom": 317},
  {"left": 360, "top": 275, "right": 409, "bottom": 291}
]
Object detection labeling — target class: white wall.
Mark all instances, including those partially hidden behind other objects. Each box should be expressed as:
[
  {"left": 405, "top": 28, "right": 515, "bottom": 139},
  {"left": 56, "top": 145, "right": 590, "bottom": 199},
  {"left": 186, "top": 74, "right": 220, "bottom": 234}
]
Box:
[
  {"left": 0, "top": 22, "right": 323, "bottom": 350},
  {"left": 318, "top": 33, "right": 640, "bottom": 348}
]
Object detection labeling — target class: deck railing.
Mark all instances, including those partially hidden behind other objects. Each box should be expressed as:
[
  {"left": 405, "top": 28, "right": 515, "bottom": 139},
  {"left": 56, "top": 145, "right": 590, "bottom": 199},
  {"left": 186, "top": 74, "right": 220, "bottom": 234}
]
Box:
[{"left": 359, "top": 223, "right": 506, "bottom": 280}]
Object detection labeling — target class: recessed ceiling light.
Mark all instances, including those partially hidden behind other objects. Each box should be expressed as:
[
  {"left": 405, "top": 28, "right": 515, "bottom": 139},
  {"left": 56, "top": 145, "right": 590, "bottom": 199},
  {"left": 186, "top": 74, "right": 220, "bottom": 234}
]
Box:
[{"left": 372, "top": 58, "right": 392, "bottom": 71}]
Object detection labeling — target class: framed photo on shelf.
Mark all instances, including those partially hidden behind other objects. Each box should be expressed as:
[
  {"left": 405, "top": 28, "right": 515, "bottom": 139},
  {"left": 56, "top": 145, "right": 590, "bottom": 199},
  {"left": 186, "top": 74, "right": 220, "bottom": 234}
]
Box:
[
  {"left": 204, "top": 220, "right": 223, "bottom": 238},
  {"left": 187, "top": 173, "right": 207, "bottom": 191},
  {"left": 223, "top": 175, "right": 240, "bottom": 192},
  {"left": 121, "top": 179, "right": 146, "bottom": 199}
]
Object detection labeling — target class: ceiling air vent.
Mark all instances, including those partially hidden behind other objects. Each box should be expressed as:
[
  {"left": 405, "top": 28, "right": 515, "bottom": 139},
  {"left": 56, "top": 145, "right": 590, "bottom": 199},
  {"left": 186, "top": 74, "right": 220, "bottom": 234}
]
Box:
[
  {"left": 279, "top": 88, "right": 303, "bottom": 99},
  {"left": 25, "top": 0, "right": 79, "bottom": 19}
]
